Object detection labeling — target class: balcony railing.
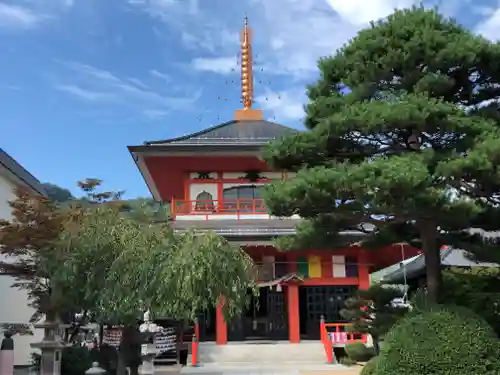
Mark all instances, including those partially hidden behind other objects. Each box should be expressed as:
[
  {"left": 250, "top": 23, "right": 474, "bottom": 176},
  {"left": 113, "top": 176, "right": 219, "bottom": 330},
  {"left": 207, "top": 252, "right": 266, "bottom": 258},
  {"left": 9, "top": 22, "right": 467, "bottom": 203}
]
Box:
[{"left": 171, "top": 199, "right": 269, "bottom": 218}]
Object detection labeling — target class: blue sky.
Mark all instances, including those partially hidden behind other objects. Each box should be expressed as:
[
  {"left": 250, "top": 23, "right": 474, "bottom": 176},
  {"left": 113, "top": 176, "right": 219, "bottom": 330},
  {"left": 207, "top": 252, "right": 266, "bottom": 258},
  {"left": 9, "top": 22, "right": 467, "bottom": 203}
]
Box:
[{"left": 0, "top": 0, "right": 498, "bottom": 198}]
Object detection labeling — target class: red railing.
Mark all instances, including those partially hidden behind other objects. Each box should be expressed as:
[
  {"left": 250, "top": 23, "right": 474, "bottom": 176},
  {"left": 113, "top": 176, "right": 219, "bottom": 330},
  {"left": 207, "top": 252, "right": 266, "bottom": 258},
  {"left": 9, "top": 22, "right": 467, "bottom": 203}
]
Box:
[
  {"left": 172, "top": 199, "right": 268, "bottom": 218},
  {"left": 320, "top": 316, "right": 368, "bottom": 364},
  {"left": 191, "top": 318, "right": 200, "bottom": 367}
]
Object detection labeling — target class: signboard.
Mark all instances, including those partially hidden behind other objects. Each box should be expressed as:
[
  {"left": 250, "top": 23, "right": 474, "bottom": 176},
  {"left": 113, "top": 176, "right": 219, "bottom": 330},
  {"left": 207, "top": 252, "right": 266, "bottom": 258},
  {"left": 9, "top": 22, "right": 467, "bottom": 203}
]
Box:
[
  {"left": 154, "top": 327, "right": 176, "bottom": 353},
  {"left": 102, "top": 326, "right": 177, "bottom": 353}
]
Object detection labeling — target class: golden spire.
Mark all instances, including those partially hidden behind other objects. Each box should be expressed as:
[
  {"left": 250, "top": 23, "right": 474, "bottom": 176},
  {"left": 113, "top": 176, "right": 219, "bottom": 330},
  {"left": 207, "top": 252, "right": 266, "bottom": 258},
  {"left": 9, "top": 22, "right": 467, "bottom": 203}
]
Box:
[
  {"left": 234, "top": 14, "right": 262, "bottom": 121},
  {"left": 241, "top": 13, "right": 253, "bottom": 109}
]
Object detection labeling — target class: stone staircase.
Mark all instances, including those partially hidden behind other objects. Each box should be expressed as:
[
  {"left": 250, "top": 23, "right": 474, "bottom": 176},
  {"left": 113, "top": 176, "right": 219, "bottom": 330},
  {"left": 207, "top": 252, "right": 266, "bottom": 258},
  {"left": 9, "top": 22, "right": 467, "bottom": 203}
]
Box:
[
  {"left": 197, "top": 341, "right": 326, "bottom": 365},
  {"left": 180, "top": 341, "right": 354, "bottom": 373}
]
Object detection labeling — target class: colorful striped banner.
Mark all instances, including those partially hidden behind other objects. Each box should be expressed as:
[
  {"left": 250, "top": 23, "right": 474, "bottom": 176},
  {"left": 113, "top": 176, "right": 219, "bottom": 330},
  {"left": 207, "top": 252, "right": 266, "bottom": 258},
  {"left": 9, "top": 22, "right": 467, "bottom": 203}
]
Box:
[
  {"left": 308, "top": 256, "right": 322, "bottom": 277},
  {"left": 297, "top": 256, "right": 309, "bottom": 277},
  {"left": 332, "top": 255, "right": 347, "bottom": 277}
]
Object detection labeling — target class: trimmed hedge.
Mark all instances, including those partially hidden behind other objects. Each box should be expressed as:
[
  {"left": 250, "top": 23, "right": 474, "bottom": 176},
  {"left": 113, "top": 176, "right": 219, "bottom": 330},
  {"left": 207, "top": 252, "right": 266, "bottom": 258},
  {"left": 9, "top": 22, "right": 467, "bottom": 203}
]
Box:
[
  {"left": 360, "top": 356, "right": 378, "bottom": 375},
  {"left": 344, "top": 342, "right": 375, "bottom": 362},
  {"left": 374, "top": 305, "right": 500, "bottom": 375}
]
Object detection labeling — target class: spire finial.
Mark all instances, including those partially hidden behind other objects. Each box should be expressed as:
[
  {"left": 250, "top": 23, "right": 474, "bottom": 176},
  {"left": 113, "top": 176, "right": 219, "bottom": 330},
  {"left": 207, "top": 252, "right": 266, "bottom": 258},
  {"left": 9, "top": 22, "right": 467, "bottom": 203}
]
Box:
[
  {"left": 234, "top": 14, "right": 263, "bottom": 121},
  {"left": 240, "top": 14, "right": 253, "bottom": 110}
]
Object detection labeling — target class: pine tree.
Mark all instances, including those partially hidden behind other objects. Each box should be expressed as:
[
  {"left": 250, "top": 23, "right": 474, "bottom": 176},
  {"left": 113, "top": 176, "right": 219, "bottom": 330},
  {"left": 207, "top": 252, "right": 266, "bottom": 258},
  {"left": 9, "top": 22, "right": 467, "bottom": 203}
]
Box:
[
  {"left": 341, "top": 284, "right": 408, "bottom": 354},
  {"left": 263, "top": 7, "right": 500, "bottom": 302}
]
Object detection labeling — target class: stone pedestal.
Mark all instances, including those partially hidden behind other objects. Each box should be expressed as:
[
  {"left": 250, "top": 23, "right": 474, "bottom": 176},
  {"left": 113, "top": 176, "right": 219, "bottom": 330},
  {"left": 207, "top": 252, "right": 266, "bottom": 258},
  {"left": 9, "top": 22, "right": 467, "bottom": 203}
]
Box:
[
  {"left": 30, "top": 319, "right": 69, "bottom": 375},
  {"left": 139, "top": 343, "right": 157, "bottom": 375},
  {"left": 0, "top": 349, "right": 14, "bottom": 375}
]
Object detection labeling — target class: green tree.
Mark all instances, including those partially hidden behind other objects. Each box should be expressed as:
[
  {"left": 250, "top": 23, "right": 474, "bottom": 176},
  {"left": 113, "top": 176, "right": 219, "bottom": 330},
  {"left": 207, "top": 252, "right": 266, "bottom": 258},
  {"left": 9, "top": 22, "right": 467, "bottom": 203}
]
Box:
[
  {"left": 341, "top": 284, "right": 408, "bottom": 354},
  {"left": 263, "top": 7, "right": 500, "bottom": 302},
  {"left": 60, "top": 200, "right": 255, "bottom": 324},
  {"left": 440, "top": 268, "right": 500, "bottom": 336}
]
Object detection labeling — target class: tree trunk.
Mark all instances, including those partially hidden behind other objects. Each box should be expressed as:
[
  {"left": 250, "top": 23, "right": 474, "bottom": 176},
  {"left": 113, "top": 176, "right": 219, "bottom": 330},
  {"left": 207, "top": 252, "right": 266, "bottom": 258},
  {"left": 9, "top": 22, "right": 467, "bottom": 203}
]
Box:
[
  {"left": 118, "top": 325, "right": 141, "bottom": 375},
  {"left": 418, "top": 219, "right": 442, "bottom": 303},
  {"left": 372, "top": 336, "right": 381, "bottom": 356}
]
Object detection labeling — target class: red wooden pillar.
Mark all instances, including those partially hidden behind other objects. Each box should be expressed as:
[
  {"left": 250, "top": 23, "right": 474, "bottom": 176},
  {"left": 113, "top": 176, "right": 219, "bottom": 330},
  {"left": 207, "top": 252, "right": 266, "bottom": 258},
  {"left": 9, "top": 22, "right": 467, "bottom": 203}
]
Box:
[
  {"left": 358, "top": 250, "right": 370, "bottom": 290},
  {"left": 287, "top": 254, "right": 300, "bottom": 343},
  {"left": 216, "top": 298, "right": 227, "bottom": 345},
  {"left": 287, "top": 284, "right": 300, "bottom": 343}
]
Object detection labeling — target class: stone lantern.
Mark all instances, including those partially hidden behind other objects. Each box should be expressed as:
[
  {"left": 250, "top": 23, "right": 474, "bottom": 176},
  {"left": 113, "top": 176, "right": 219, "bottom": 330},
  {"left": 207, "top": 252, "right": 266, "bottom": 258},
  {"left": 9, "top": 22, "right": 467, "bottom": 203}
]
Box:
[
  {"left": 138, "top": 311, "right": 163, "bottom": 375},
  {"left": 30, "top": 316, "right": 70, "bottom": 375}
]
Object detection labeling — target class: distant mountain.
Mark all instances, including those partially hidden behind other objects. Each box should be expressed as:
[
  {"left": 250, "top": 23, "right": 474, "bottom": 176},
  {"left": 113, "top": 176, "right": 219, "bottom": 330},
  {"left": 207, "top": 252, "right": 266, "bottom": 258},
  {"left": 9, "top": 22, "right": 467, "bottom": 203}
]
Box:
[
  {"left": 41, "top": 183, "right": 74, "bottom": 203},
  {"left": 40, "top": 183, "right": 167, "bottom": 218}
]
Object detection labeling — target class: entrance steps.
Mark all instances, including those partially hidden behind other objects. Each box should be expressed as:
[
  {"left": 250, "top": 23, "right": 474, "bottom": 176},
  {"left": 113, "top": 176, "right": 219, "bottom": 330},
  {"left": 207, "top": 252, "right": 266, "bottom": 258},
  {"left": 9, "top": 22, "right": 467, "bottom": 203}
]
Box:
[{"left": 197, "top": 341, "right": 326, "bottom": 365}]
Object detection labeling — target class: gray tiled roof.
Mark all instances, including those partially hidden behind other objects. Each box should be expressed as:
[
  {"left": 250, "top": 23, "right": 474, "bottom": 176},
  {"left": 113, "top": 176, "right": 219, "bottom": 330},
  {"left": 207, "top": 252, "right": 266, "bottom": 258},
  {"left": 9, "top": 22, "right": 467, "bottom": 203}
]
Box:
[
  {"left": 382, "top": 247, "right": 499, "bottom": 282},
  {"left": 0, "top": 148, "right": 46, "bottom": 197},
  {"left": 144, "top": 120, "right": 297, "bottom": 146},
  {"left": 173, "top": 219, "right": 371, "bottom": 241}
]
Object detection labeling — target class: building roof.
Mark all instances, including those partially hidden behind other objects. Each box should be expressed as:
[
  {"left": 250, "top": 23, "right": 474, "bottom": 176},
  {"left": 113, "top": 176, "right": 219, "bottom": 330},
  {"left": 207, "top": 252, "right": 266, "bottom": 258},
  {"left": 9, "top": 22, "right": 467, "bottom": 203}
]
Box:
[
  {"left": 381, "top": 248, "right": 499, "bottom": 283},
  {"left": 0, "top": 148, "right": 46, "bottom": 197},
  {"left": 143, "top": 119, "right": 297, "bottom": 146},
  {"left": 173, "top": 219, "right": 371, "bottom": 245}
]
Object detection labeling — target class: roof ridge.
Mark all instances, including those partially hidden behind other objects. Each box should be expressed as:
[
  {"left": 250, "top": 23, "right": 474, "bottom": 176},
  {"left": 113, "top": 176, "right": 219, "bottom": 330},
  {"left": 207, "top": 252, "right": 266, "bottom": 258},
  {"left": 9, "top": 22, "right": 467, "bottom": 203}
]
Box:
[
  {"left": 145, "top": 120, "right": 238, "bottom": 145},
  {"left": 143, "top": 119, "right": 296, "bottom": 146}
]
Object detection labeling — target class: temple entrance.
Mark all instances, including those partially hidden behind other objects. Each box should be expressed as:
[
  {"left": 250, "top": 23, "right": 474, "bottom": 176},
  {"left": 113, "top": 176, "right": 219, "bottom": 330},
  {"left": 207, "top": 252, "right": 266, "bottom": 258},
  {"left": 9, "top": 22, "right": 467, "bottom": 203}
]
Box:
[
  {"left": 228, "top": 287, "right": 288, "bottom": 341},
  {"left": 197, "top": 306, "right": 216, "bottom": 342},
  {"left": 299, "top": 285, "right": 357, "bottom": 339}
]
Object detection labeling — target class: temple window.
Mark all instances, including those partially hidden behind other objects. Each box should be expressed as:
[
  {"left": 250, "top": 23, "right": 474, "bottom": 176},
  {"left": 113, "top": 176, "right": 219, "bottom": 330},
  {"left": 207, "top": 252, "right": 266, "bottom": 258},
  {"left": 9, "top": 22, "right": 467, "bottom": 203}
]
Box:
[
  {"left": 222, "top": 185, "right": 262, "bottom": 212},
  {"left": 194, "top": 191, "right": 215, "bottom": 211}
]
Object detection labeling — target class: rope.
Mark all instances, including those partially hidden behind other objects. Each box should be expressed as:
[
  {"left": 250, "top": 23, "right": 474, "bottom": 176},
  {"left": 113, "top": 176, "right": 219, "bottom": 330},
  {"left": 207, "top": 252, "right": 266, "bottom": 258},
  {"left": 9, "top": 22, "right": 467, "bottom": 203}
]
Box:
[{"left": 400, "top": 243, "right": 409, "bottom": 304}]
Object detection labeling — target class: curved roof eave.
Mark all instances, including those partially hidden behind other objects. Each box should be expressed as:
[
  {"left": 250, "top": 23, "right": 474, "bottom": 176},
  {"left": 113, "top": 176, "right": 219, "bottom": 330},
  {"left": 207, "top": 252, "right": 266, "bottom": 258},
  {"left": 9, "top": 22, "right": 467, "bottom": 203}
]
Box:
[{"left": 0, "top": 148, "right": 47, "bottom": 197}]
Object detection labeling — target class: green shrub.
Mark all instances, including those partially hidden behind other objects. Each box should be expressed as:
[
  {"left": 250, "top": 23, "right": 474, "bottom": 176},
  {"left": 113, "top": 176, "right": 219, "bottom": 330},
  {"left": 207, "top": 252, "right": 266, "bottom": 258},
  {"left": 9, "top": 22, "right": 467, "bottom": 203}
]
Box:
[
  {"left": 339, "top": 356, "right": 357, "bottom": 366},
  {"left": 374, "top": 305, "right": 500, "bottom": 375},
  {"left": 361, "top": 356, "right": 378, "bottom": 375},
  {"left": 344, "top": 342, "right": 375, "bottom": 362},
  {"left": 61, "top": 345, "right": 93, "bottom": 375}
]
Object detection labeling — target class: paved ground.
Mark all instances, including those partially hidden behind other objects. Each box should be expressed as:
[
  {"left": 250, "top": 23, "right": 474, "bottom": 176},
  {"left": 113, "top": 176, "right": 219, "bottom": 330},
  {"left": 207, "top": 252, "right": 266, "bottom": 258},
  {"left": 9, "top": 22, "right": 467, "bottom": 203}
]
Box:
[
  {"left": 175, "top": 364, "right": 363, "bottom": 375},
  {"left": 14, "top": 363, "right": 363, "bottom": 375}
]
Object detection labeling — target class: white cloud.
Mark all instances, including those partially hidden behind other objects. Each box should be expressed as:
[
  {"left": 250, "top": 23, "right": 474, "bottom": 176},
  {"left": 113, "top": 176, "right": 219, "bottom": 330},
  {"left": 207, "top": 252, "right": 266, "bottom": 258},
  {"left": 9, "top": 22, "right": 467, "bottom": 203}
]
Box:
[
  {"left": 191, "top": 57, "right": 238, "bottom": 74},
  {"left": 255, "top": 89, "right": 306, "bottom": 122},
  {"left": 54, "top": 61, "right": 202, "bottom": 117},
  {"left": 0, "top": 3, "right": 47, "bottom": 29},
  {"left": 325, "top": 0, "right": 416, "bottom": 25},
  {"left": 475, "top": 8, "right": 500, "bottom": 40}
]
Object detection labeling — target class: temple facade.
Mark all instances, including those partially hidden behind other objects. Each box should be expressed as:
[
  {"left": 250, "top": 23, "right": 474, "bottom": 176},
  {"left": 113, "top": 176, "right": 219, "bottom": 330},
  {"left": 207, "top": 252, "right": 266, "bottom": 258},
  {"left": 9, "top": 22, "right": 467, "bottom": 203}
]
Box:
[{"left": 128, "top": 17, "right": 419, "bottom": 345}]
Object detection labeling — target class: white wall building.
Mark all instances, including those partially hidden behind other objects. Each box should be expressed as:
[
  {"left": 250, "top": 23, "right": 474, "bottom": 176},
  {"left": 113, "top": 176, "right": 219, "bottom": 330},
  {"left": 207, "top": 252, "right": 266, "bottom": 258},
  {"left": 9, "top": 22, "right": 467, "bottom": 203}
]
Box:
[{"left": 0, "top": 148, "right": 46, "bottom": 367}]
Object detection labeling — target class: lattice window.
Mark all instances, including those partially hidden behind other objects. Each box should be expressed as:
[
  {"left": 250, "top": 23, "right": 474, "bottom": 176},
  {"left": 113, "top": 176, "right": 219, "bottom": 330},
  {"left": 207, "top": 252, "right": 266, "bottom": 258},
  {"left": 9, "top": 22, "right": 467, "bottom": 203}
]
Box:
[{"left": 194, "top": 191, "right": 215, "bottom": 211}]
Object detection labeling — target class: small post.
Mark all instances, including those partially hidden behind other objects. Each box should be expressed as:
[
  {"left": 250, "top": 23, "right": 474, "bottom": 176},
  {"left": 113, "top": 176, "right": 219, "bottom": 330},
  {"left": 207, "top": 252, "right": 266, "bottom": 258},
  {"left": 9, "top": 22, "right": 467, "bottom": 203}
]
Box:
[
  {"left": 85, "top": 362, "right": 106, "bottom": 375},
  {"left": 194, "top": 317, "right": 199, "bottom": 344},
  {"left": 191, "top": 335, "right": 199, "bottom": 367},
  {"left": 320, "top": 315, "right": 325, "bottom": 344},
  {"left": 0, "top": 331, "right": 14, "bottom": 375}
]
